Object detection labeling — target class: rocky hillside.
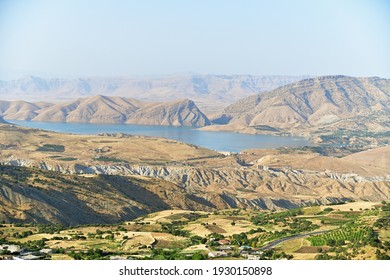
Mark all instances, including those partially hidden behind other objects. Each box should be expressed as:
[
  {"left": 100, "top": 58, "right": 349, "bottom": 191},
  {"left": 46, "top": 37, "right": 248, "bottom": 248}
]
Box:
[
  {"left": 126, "top": 99, "right": 210, "bottom": 126},
  {"left": 0, "top": 95, "right": 210, "bottom": 127},
  {"left": 0, "top": 123, "right": 389, "bottom": 225},
  {"left": 0, "top": 75, "right": 309, "bottom": 112},
  {"left": 211, "top": 76, "right": 390, "bottom": 132},
  {"left": 0, "top": 165, "right": 215, "bottom": 225},
  {"left": 1, "top": 159, "right": 389, "bottom": 225}
]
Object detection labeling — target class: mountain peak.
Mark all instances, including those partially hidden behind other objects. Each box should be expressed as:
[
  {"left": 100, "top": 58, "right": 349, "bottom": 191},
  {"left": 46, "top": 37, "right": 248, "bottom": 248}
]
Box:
[
  {"left": 211, "top": 75, "right": 390, "bottom": 131},
  {"left": 0, "top": 96, "right": 210, "bottom": 127}
]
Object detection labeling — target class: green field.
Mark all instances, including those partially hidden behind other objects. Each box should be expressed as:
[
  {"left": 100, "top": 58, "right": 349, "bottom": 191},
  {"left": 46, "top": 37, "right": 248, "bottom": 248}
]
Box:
[{"left": 1, "top": 201, "right": 389, "bottom": 260}]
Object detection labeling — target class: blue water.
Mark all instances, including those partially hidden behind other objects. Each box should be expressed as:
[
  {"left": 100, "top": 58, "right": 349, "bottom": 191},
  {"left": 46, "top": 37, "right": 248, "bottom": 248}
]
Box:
[{"left": 8, "top": 120, "right": 311, "bottom": 152}]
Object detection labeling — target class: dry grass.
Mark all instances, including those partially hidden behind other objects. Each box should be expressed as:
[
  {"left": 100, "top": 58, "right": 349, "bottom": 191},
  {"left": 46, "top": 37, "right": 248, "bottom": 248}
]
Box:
[
  {"left": 122, "top": 232, "right": 154, "bottom": 250},
  {"left": 290, "top": 253, "right": 317, "bottom": 260},
  {"left": 187, "top": 215, "right": 256, "bottom": 236},
  {"left": 151, "top": 232, "right": 187, "bottom": 249},
  {"left": 250, "top": 150, "right": 389, "bottom": 177},
  {"left": 379, "top": 229, "right": 390, "bottom": 240},
  {"left": 181, "top": 244, "right": 209, "bottom": 253},
  {"left": 302, "top": 206, "right": 321, "bottom": 215},
  {"left": 141, "top": 210, "right": 201, "bottom": 223},
  {"left": 275, "top": 238, "right": 306, "bottom": 253},
  {"left": 0, "top": 124, "right": 220, "bottom": 167},
  {"left": 295, "top": 246, "right": 329, "bottom": 253},
  {"left": 183, "top": 224, "right": 212, "bottom": 237},
  {"left": 46, "top": 239, "right": 120, "bottom": 251},
  {"left": 50, "top": 254, "right": 73, "bottom": 260},
  {"left": 61, "top": 226, "right": 116, "bottom": 235},
  {"left": 321, "top": 201, "right": 378, "bottom": 211}
]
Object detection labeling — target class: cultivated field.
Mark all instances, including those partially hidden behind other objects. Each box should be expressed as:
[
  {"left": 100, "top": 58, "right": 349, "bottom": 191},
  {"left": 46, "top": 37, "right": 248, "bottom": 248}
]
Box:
[{"left": 1, "top": 201, "right": 389, "bottom": 260}]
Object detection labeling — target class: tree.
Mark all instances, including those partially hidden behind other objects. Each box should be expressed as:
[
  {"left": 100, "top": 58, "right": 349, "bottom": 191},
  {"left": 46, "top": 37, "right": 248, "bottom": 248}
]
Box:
[
  {"left": 191, "top": 252, "right": 206, "bottom": 260},
  {"left": 326, "top": 239, "right": 336, "bottom": 247}
]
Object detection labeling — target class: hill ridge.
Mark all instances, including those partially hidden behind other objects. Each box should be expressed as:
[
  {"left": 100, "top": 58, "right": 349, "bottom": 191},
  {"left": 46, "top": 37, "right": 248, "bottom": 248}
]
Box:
[
  {"left": 211, "top": 76, "right": 390, "bottom": 132},
  {"left": 0, "top": 74, "right": 310, "bottom": 113},
  {"left": 0, "top": 95, "right": 210, "bottom": 127}
]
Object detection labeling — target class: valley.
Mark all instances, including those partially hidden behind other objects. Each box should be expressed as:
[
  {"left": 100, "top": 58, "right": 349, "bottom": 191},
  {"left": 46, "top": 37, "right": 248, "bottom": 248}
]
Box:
[
  {"left": 0, "top": 123, "right": 388, "bottom": 226},
  {"left": 0, "top": 74, "right": 389, "bottom": 260},
  {"left": 1, "top": 75, "right": 389, "bottom": 148},
  {"left": 1, "top": 202, "right": 389, "bottom": 260}
]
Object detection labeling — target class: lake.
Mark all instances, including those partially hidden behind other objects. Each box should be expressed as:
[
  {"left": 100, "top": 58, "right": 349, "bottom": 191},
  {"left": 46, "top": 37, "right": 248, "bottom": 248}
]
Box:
[{"left": 8, "top": 120, "right": 311, "bottom": 152}]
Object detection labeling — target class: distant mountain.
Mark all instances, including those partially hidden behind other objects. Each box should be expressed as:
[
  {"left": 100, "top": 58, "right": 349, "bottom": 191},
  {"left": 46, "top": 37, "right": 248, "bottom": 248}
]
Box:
[
  {"left": 0, "top": 95, "right": 210, "bottom": 127},
  {"left": 33, "top": 95, "right": 141, "bottom": 123},
  {"left": 0, "top": 100, "right": 52, "bottom": 120},
  {"left": 127, "top": 99, "right": 211, "bottom": 126},
  {"left": 0, "top": 75, "right": 310, "bottom": 113},
  {"left": 211, "top": 75, "right": 390, "bottom": 132}
]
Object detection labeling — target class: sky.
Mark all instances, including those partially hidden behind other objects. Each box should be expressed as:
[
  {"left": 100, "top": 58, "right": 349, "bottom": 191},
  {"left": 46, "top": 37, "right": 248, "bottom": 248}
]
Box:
[{"left": 0, "top": 0, "right": 389, "bottom": 80}]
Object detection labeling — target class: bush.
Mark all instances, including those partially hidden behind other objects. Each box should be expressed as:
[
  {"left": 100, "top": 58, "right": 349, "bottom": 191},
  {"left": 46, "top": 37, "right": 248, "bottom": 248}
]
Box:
[
  {"left": 36, "top": 144, "right": 65, "bottom": 152},
  {"left": 323, "top": 207, "right": 334, "bottom": 212},
  {"left": 326, "top": 239, "right": 336, "bottom": 247}
]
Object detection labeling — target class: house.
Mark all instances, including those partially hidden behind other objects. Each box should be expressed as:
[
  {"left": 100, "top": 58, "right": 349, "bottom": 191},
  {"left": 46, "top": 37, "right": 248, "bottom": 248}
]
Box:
[
  {"left": 239, "top": 245, "right": 252, "bottom": 251},
  {"left": 39, "top": 248, "right": 53, "bottom": 254},
  {"left": 218, "top": 239, "right": 231, "bottom": 245},
  {"left": 247, "top": 254, "right": 261, "bottom": 260},
  {"left": 109, "top": 255, "right": 128, "bottom": 260},
  {"left": 0, "top": 244, "right": 22, "bottom": 253},
  {"left": 258, "top": 165, "right": 269, "bottom": 171},
  {"left": 217, "top": 245, "right": 233, "bottom": 251},
  {"left": 208, "top": 251, "right": 228, "bottom": 258},
  {"left": 17, "top": 254, "right": 45, "bottom": 260}
]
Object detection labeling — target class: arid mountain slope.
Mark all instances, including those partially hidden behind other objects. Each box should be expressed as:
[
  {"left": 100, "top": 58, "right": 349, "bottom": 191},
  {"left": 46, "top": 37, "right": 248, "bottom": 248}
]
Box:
[
  {"left": 252, "top": 147, "right": 389, "bottom": 177},
  {"left": 0, "top": 123, "right": 220, "bottom": 166},
  {"left": 211, "top": 76, "right": 390, "bottom": 132},
  {"left": 0, "top": 75, "right": 309, "bottom": 113},
  {"left": 126, "top": 99, "right": 211, "bottom": 126},
  {"left": 0, "top": 96, "right": 210, "bottom": 127},
  {"left": 343, "top": 146, "right": 389, "bottom": 170},
  {"left": 33, "top": 95, "right": 141, "bottom": 123},
  {"left": 1, "top": 161, "right": 389, "bottom": 226},
  {"left": 0, "top": 166, "right": 216, "bottom": 225},
  {"left": 0, "top": 124, "right": 388, "bottom": 226},
  {"left": 0, "top": 100, "right": 52, "bottom": 120}
]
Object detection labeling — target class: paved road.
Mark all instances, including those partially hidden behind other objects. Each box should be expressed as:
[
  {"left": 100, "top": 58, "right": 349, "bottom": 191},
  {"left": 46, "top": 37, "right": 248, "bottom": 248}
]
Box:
[{"left": 260, "top": 230, "right": 331, "bottom": 251}]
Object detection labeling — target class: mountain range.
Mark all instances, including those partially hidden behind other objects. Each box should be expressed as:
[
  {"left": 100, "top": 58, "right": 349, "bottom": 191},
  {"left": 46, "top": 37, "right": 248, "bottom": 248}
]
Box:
[
  {"left": 1, "top": 75, "right": 389, "bottom": 134},
  {"left": 0, "top": 96, "right": 210, "bottom": 127},
  {"left": 208, "top": 75, "right": 390, "bottom": 133},
  {"left": 0, "top": 75, "right": 309, "bottom": 113}
]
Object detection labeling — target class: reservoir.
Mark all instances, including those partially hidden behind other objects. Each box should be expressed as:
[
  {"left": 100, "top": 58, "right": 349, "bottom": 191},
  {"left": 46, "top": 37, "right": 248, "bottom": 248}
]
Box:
[{"left": 8, "top": 120, "right": 311, "bottom": 152}]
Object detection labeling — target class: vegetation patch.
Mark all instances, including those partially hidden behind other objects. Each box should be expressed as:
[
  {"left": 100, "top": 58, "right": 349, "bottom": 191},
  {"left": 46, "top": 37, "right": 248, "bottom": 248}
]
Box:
[
  {"left": 295, "top": 246, "right": 329, "bottom": 253},
  {"left": 307, "top": 227, "right": 375, "bottom": 246},
  {"left": 94, "top": 156, "right": 128, "bottom": 163},
  {"left": 1, "top": 202, "right": 389, "bottom": 260},
  {"left": 205, "top": 224, "right": 227, "bottom": 234},
  {"left": 57, "top": 157, "right": 78, "bottom": 161},
  {"left": 251, "top": 125, "right": 280, "bottom": 132},
  {"left": 36, "top": 144, "right": 65, "bottom": 152}
]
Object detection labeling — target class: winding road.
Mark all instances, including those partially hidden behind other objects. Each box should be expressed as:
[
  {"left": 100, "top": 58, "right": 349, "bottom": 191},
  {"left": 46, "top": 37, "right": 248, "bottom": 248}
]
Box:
[{"left": 260, "top": 230, "right": 332, "bottom": 250}]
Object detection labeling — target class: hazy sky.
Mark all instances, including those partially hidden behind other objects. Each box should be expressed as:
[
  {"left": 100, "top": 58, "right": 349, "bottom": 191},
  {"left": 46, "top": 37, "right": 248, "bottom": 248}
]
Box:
[{"left": 0, "top": 0, "right": 389, "bottom": 79}]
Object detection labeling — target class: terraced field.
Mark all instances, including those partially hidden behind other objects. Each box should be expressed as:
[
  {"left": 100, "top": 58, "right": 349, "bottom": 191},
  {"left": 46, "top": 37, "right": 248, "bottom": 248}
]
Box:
[{"left": 1, "top": 201, "right": 389, "bottom": 260}]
